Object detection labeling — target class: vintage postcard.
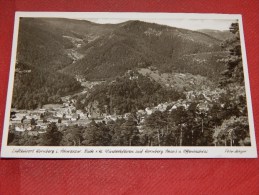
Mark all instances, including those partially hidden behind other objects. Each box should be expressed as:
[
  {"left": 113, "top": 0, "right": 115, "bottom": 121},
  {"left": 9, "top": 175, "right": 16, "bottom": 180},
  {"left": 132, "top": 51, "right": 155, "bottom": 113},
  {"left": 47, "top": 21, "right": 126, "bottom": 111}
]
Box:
[{"left": 1, "top": 12, "right": 257, "bottom": 158}]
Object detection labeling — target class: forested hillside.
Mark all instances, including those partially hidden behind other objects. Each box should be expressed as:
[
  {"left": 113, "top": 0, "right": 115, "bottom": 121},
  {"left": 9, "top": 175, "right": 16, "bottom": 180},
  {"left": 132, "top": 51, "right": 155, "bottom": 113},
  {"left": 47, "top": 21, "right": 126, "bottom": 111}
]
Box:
[
  {"left": 62, "top": 20, "right": 225, "bottom": 80},
  {"left": 17, "top": 18, "right": 115, "bottom": 71},
  {"left": 76, "top": 71, "right": 185, "bottom": 115},
  {"left": 12, "top": 62, "right": 82, "bottom": 109},
  {"left": 17, "top": 18, "right": 226, "bottom": 80}
]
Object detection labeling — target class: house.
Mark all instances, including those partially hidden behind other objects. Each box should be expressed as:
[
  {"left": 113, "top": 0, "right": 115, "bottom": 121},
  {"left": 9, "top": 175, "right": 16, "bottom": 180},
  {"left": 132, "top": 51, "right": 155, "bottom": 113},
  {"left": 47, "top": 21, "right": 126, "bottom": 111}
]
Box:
[
  {"left": 71, "top": 118, "right": 77, "bottom": 122},
  {"left": 116, "top": 115, "right": 124, "bottom": 120},
  {"left": 26, "top": 126, "right": 32, "bottom": 131},
  {"left": 55, "top": 113, "right": 63, "bottom": 118},
  {"left": 63, "top": 103, "right": 69, "bottom": 107},
  {"left": 145, "top": 107, "right": 153, "bottom": 115},
  {"left": 104, "top": 115, "right": 112, "bottom": 122},
  {"left": 15, "top": 126, "right": 25, "bottom": 132},
  {"left": 169, "top": 105, "right": 177, "bottom": 111},
  {"left": 182, "top": 103, "right": 189, "bottom": 109},
  {"left": 65, "top": 115, "right": 72, "bottom": 120},
  {"left": 11, "top": 117, "right": 23, "bottom": 122},
  {"left": 38, "top": 131, "right": 47, "bottom": 134},
  {"left": 155, "top": 103, "right": 167, "bottom": 112},
  {"left": 26, "top": 115, "right": 32, "bottom": 120},
  {"left": 137, "top": 110, "right": 146, "bottom": 116}
]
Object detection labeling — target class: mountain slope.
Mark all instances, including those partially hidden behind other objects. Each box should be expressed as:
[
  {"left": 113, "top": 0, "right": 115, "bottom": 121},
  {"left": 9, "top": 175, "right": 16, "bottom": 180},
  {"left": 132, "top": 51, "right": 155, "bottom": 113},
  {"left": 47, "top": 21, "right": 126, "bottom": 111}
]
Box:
[
  {"left": 76, "top": 70, "right": 186, "bottom": 115},
  {"left": 198, "top": 29, "right": 234, "bottom": 41},
  {"left": 17, "top": 18, "right": 228, "bottom": 81},
  {"left": 137, "top": 68, "right": 214, "bottom": 92},
  {"left": 12, "top": 62, "right": 82, "bottom": 109},
  {"left": 17, "top": 18, "right": 115, "bottom": 71},
  {"left": 61, "top": 20, "right": 225, "bottom": 80}
]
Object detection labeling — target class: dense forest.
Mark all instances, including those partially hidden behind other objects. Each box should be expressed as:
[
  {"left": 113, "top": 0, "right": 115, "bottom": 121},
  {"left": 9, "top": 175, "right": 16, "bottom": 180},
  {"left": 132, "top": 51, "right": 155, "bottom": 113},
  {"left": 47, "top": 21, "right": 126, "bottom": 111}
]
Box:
[
  {"left": 17, "top": 18, "right": 74, "bottom": 71},
  {"left": 76, "top": 71, "right": 185, "bottom": 115},
  {"left": 12, "top": 62, "right": 82, "bottom": 109}
]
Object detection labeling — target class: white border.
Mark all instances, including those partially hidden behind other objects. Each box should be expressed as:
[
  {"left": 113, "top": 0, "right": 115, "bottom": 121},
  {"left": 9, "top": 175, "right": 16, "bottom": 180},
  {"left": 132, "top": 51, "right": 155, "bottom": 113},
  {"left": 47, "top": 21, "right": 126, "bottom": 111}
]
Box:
[{"left": 1, "top": 12, "right": 257, "bottom": 158}]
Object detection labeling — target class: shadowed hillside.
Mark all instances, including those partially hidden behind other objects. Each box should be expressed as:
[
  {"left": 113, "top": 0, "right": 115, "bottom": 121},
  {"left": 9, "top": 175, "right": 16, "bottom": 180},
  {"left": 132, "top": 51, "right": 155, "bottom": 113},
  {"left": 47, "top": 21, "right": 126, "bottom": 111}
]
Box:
[
  {"left": 17, "top": 18, "right": 226, "bottom": 80},
  {"left": 17, "top": 18, "right": 115, "bottom": 71}
]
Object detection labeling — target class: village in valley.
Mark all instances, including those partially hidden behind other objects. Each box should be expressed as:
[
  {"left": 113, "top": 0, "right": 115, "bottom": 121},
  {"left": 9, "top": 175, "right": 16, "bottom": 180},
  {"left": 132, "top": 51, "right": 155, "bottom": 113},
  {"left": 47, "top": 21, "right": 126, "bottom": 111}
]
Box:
[
  {"left": 6, "top": 18, "right": 251, "bottom": 147},
  {"left": 9, "top": 73, "right": 226, "bottom": 138}
]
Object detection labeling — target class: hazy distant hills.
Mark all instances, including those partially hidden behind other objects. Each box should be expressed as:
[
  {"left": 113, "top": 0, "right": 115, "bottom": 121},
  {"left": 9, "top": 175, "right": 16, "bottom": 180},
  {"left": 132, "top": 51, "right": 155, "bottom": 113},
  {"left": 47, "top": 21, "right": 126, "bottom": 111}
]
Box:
[
  {"left": 17, "top": 18, "right": 228, "bottom": 80},
  {"left": 197, "top": 29, "right": 233, "bottom": 41}
]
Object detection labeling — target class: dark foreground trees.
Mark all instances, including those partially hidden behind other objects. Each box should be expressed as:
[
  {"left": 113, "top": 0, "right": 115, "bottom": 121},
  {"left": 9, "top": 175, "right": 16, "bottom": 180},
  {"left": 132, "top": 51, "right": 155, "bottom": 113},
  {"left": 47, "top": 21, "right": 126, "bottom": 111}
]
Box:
[
  {"left": 38, "top": 123, "right": 63, "bottom": 146},
  {"left": 220, "top": 22, "right": 244, "bottom": 86},
  {"left": 214, "top": 22, "right": 250, "bottom": 146}
]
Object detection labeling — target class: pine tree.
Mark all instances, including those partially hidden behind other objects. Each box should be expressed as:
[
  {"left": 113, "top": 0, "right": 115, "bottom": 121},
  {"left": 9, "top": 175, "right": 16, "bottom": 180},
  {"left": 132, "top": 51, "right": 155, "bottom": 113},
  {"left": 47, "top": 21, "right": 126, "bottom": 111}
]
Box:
[
  {"left": 39, "top": 123, "right": 62, "bottom": 146},
  {"left": 220, "top": 22, "right": 244, "bottom": 86}
]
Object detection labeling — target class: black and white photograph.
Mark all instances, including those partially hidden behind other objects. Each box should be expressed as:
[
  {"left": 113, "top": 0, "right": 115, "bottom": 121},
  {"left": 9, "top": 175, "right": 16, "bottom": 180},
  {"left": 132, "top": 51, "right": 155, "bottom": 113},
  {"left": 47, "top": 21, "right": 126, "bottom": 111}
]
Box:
[{"left": 1, "top": 12, "right": 257, "bottom": 158}]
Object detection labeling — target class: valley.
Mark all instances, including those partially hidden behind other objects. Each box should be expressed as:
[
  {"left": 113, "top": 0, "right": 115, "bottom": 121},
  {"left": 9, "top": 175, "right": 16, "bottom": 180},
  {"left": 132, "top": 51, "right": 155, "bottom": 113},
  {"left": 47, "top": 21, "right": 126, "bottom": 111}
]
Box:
[{"left": 7, "top": 18, "right": 250, "bottom": 147}]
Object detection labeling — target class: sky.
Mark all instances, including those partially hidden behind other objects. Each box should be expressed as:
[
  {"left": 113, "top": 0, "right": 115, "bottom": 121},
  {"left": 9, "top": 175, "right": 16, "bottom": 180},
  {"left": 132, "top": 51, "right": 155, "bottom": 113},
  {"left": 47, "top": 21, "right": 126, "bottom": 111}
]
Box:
[{"left": 86, "top": 18, "right": 237, "bottom": 31}]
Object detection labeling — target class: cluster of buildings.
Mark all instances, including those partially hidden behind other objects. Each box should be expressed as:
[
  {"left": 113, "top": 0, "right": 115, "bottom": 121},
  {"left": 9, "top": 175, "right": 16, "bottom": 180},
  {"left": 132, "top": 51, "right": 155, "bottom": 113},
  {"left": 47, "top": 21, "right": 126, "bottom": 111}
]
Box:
[
  {"left": 9, "top": 74, "right": 110, "bottom": 136},
  {"left": 9, "top": 75, "right": 223, "bottom": 137},
  {"left": 102, "top": 90, "right": 216, "bottom": 126},
  {"left": 9, "top": 102, "right": 91, "bottom": 134}
]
